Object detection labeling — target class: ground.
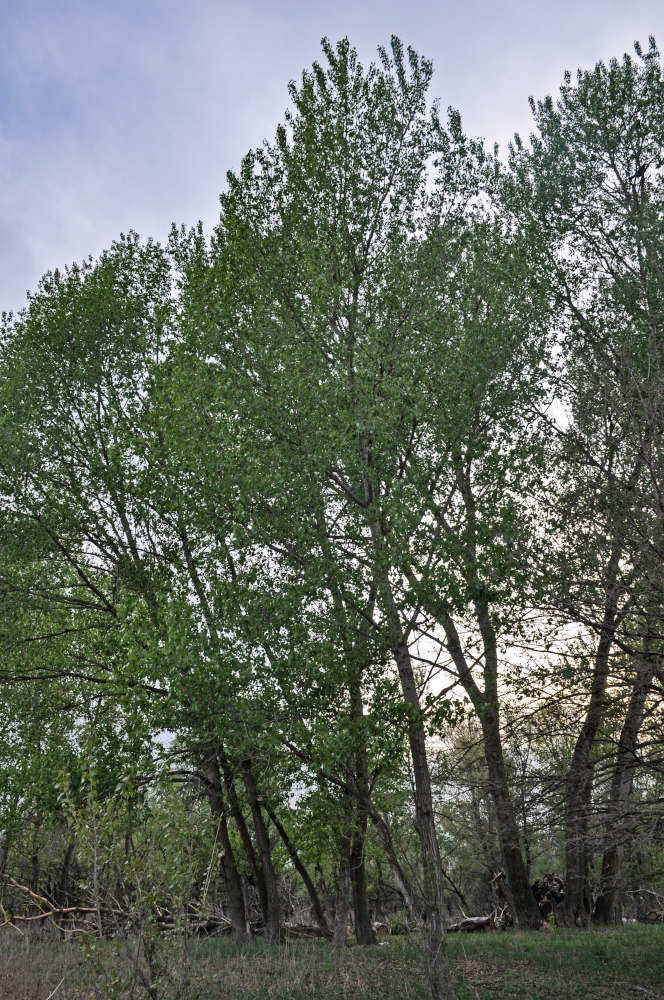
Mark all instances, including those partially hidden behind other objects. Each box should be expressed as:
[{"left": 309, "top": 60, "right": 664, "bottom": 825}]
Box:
[{"left": 1, "top": 925, "right": 663, "bottom": 1000}]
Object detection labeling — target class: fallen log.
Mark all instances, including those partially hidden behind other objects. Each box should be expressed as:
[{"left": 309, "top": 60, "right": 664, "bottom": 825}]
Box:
[
  {"left": 282, "top": 922, "right": 329, "bottom": 939},
  {"left": 447, "top": 916, "right": 495, "bottom": 933},
  {"left": 157, "top": 913, "right": 233, "bottom": 935}
]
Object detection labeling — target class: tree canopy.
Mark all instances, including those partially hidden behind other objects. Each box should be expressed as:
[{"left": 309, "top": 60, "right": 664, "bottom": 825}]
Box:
[{"left": 1, "top": 34, "right": 664, "bottom": 1000}]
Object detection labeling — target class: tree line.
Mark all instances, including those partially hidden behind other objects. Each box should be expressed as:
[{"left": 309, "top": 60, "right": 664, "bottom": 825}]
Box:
[{"left": 1, "top": 35, "right": 663, "bottom": 1000}]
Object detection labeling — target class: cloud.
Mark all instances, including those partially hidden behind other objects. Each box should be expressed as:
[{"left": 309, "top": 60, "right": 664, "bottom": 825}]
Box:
[{"left": 1, "top": 0, "right": 663, "bottom": 314}]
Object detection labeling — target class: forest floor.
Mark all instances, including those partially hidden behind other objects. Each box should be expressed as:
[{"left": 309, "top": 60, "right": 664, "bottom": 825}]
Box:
[{"left": 1, "top": 924, "right": 663, "bottom": 1000}]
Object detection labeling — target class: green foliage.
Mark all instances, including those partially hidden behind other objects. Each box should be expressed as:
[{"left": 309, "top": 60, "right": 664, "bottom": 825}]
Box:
[{"left": 1, "top": 35, "right": 664, "bottom": 1000}]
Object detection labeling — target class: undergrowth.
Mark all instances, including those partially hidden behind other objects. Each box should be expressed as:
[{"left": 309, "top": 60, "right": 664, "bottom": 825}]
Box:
[{"left": 1, "top": 925, "right": 662, "bottom": 1000}]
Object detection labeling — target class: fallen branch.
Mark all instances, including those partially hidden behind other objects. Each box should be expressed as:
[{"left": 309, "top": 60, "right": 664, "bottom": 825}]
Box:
[
  {"left": 4, "top": 877, "right": 96, "bottom": 916},
  {"left": 447, "top": 916, "right": 495, "bottom": 933}
]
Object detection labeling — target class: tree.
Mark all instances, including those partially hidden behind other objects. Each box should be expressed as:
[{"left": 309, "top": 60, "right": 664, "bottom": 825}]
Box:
[
  {"left": 172, "top": 33, "right": 559, "bottom": 984},
  {"left": 509, "top": 35, "right": 664, "bottom": 924}
]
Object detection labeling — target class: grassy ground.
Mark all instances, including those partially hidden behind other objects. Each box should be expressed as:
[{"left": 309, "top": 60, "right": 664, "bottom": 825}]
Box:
[
  {"left": 447, "top": 926, "right": 664, "bottom": 999},
  {"left": 1, "top": 925, "right": 663, "bottom": 1000}
]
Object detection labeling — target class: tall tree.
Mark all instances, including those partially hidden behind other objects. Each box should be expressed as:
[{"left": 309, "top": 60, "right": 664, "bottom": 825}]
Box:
[
  {"left": 180, "top": 33, "right": 555, "bottom": 972},
  {"left": 509, "top": 36, "right": 664, "bottom": 924}
]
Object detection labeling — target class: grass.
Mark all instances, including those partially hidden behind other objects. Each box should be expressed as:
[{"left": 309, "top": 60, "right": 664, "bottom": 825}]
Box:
[
  {"left": 1, "top": 925, "right": 663, "bottom": 1000},
  {"left": 0, "top": 930, "right": 84, "bottom": 1000},
  {"left": 447, "top": 925, "right": 664, "bottom": 999}
]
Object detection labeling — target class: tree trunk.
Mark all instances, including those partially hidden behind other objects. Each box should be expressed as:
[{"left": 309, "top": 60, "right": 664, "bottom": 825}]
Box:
[
  {"left": 475, "top": 596, "right": 543, "bottom": 928},
  {"left": 373, "top": 554, "right": 453, "bottom": 993},
  {"left": 593, "top": 653, "right": 655, "bottom": 923},
  {"left": 177, "top": 548, "right": 272, "bottom": 936},
  {"left": 219, "top": 747, "right": 269, "bottom": 924},
  {"left": 392, "top": 637, "right": 454, "bottom": 1000},
  {"left": 0, "top": 796, "right": 17, "bottom": 878},
  {"left": 366, "top": 808, "right": 417, "bottom": 917},
  {"left": 206, "top": 754, "right": 251, "bottom": 943},
  {"left": 333, "top": 832, "right": 352, "bottom": 950},
  {"left": 347, "top": 681, "right": 376, "bottom": 946},
  {"left": 367, "top": 473, "right": 453, "bottom": 994},
  {"left": 0, "top": 835, "right": 9, "bottom": 878},
  {"left": 30, "top": 811, "right": 42, "bottom": 894},
  {"left": 56, "top": 842, "right": 75, "bottom": 908},
  {"left": 440, "top": 605, "right": 542, "bottom": 929},
  {"left": 480, "top": 707, "right": 542, "bottom": 927},
  {"left": 267, "top": 806, "right": 332, "bottom": 938},
  {"left": 240, "top": 756, "right": 281, "bottom": 945},
  {"left": 411, "top": 473, "right": 540, "bottom": 935},
  {"left": 350, "top": 810, "right": 375, "bottom": 945},
  {"left": 559, "top": 532, "right": 629, "bottom": 928},
  {"left": 561, "top": 630, "right": 614, "bottom": 926}
]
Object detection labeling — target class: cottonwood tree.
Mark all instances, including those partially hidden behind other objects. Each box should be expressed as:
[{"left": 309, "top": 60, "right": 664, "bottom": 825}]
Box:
[
  {"left": 182, "top": 36, "right": 473, "bottom": 998},
  {"left": 508, "top": 36, "right": 664, "bottom": 924},
  {"left": 0, "top": 226, "right": 386, "bottom": 947},
  {"left": 180, "top": 39, "right": 557, "bottom": 990}
]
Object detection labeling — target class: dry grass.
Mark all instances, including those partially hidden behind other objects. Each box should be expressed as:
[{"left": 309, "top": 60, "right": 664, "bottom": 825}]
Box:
[
  {"left": 1, "top": 925, "right": 662, "bottom": 1000},
  {"left": 0, "top": 929, "right": 85, "bottom": 1000}
]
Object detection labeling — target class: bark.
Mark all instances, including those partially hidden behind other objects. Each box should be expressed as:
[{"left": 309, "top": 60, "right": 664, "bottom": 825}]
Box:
[
  {"left": 375, "top": 576, "right": 453, "bottom": 993},
  {"left": 218, "top": 747, "right": 269, "bottom": 923},
  {"left": 333, "top": 833, "right": 351, "bottom": 950},
  {"left": 409, "top": 452, "right": 542, "bottom": 932},
  {"left": 481, "top": 706, "right": 542, "bottom": 926},
  {"left": 392, "top": 636, "right": 454, "bottom": 999},
  {"left": 267, "top": 806, "right": 332, "bottom": 938},
  {"left": 240, "top": 756, "right": 281, "bottom": 944},
  {"left": 440, "top": 462, "right": 538, "bottom": 926},
  {"left": 0, "top": 836, "right": 9, "bottom": 878},
  {"left": 561, "top": 614, "right": 616, "bottom": 927},
  {"left": 30, "top": 812, "right": 42, "bottom": 894},
  {"left": 440, "top": 606, "right": 542, "bottom": 929},
  {"left": 177, "top": 541, "right": 268, "bottom": 937},
  {"left": 559, "top": 447, "right": 642, "bottom": 927},
  {"left": 56, "top": 842, "right": 75, "bottom": 908},
  {"left": 350, "top": 811, "right": 375, "bottom": 945},
  {"left": 593, "top": 653, "right": 655, "bottom": 923},
  {"left": 0, "top": 796, "right": 18, "bottom": 878},
  {"left": 479, "top": 599, "right": 542, "bottom": 928},
  {"left": 347, "top": 680, "right": 376, "bottom": 946},
  {"left": 448, "top": 915, "right": 494, "bottom": 932},
  {"left": 282, "top": 735, "right": 418, "bottom": 918},
  {"left": 593, "top": 841, "right": 623, "bottom": 926},
  {"left": 205, "top": 754, "right": 251, "bottom": 943}
]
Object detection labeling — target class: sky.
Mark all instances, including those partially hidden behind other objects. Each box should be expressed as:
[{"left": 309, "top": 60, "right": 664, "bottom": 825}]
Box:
[{"left": 2, "top": 0, "right": 664, "bottom": 316}]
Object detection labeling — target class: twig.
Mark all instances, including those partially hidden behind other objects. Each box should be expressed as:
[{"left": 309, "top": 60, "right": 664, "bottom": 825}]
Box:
[
  {"left": 42, "top": 979, "right": 65, "bottom": 1000},
  {"left": 0, "top": 913, "right": 25, "bottom": 936}
]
